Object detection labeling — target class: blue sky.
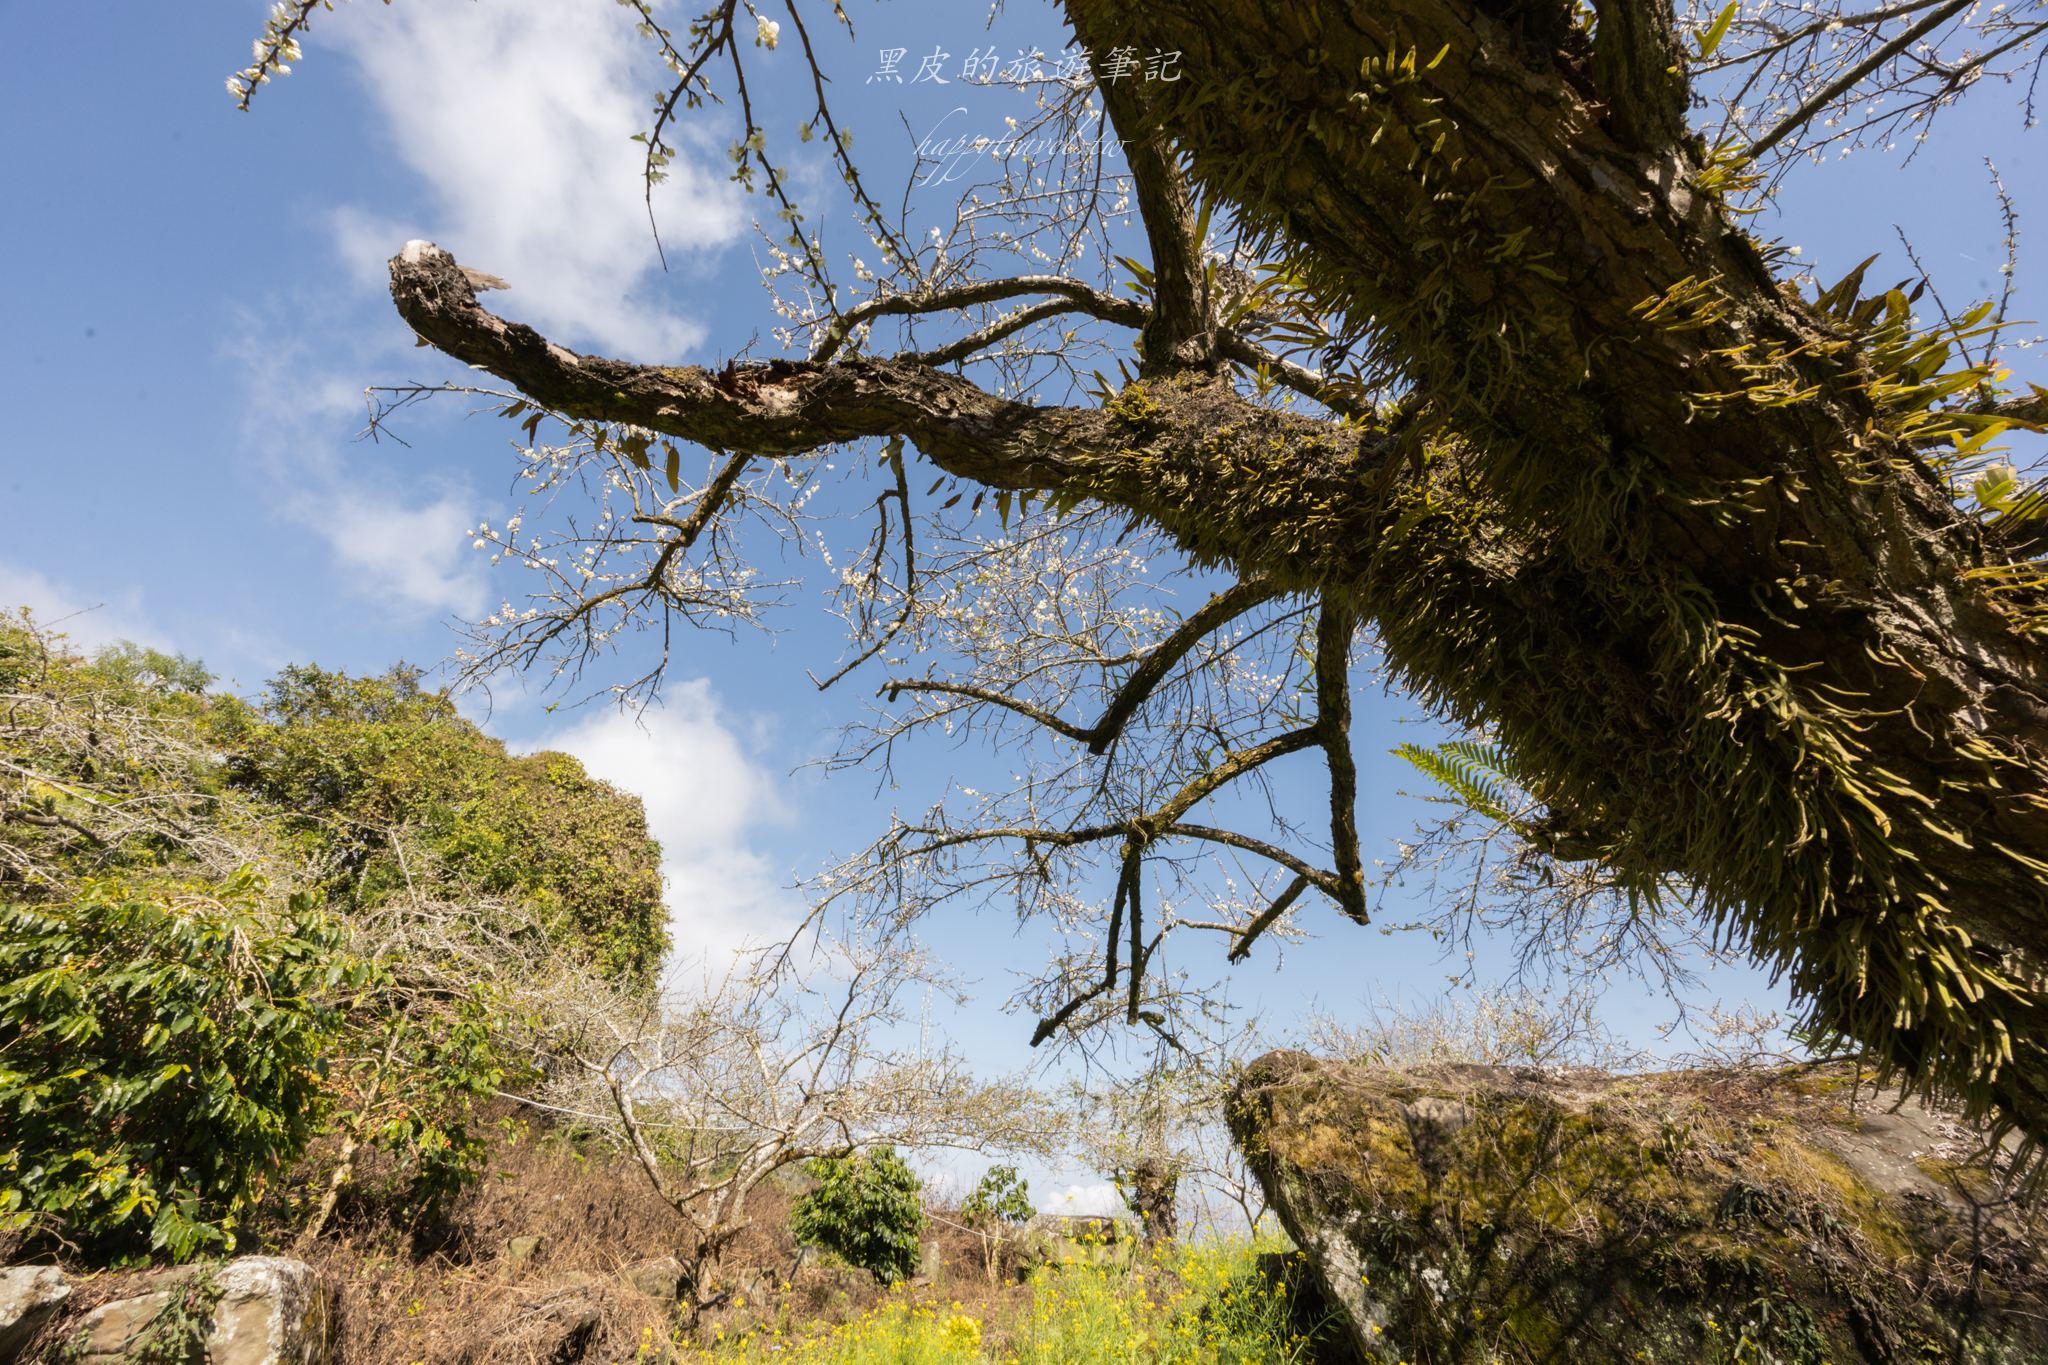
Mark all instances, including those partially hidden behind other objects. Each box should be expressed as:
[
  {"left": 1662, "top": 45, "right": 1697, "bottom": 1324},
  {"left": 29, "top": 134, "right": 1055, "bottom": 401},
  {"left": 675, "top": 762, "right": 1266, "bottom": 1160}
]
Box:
[{"left": 2, "top": 1, "right": 2043, "bottom": 1208}]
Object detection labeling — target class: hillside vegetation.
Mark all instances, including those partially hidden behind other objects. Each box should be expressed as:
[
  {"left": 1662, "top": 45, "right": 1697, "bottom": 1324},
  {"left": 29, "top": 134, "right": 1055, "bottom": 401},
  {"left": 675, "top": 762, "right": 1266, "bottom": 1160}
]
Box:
[
  {"left": 0, "top": 611, "right": 666, "bottom": 1262},
  {"left": 8, "top": 610, "right": 2034, "bottom": 1365}
]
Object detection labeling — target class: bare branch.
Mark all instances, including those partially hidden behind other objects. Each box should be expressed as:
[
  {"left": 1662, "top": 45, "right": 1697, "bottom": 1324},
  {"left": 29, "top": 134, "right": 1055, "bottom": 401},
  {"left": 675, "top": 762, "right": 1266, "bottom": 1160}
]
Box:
[
  {"left": 1317, "top": 601, "right": 1368, "bottom": 923},
  {"left": 1744, "top": 0, "right": 1975, "bottom": 156},
  {"left": 1227, "top": 873, "right": 1313, "bottom": 963},
  {"left": 812, "top": 275, "right": 1148, "bottom": 364}
]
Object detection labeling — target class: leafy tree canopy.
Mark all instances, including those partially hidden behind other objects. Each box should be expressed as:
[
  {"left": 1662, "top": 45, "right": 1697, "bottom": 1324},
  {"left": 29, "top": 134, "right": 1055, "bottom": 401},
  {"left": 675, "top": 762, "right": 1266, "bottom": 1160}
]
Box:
[
  {"left": 0, "top": 613, "right": 673, "bottom": 1261},
  {"left": 0, "top": 617, "right": 668, "bottom": 987},
  {"left": 963, "top": 1165, "right": 1036, "bottom": 1228},
  {"left": 790, "top": 1146, "right": 928, "bottom": 1285},
  {"left": 219, "top": 662, "right": 668, "bottom": 985}
]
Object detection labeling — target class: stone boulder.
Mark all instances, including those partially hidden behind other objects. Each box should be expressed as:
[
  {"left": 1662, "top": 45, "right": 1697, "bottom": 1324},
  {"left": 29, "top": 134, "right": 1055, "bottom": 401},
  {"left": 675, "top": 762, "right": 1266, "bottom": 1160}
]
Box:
[
  {"left": 42, "top": 1256, "right": 331, "bottom": 1365},
  {"left": 620, "top": 1255, "right": 684, "bottom": 1304},
  {"left": 436, "top": 1275, "right": 603, "bottom": 1365},
  {"left": 0, "top": 1266, "right": 70, "bottom": 1363},
  {"left": 207, "top": 1258, "right": 330, "bottom": 1365},
  {"left": 503, "top": 1235, "right": 545, "bottom": 1271},
  {"left": 1229, "top": 1052, "right": 2048, "bottom": 1364},
  {"left": 1012, "top": 1213, "right": 1142, "bottom": 1280}
]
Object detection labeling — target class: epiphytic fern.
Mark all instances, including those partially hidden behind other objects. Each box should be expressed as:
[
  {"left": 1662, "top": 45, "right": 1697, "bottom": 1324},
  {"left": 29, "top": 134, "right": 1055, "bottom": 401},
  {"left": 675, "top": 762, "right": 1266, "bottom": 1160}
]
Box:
[{"left": 1392, "top": 739, "right": 1525, "bottom": 825}]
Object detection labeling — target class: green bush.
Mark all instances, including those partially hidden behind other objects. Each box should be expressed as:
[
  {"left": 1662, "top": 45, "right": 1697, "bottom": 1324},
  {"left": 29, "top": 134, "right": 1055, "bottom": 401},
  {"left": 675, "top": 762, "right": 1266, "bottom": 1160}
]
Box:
[
  {"left": 0, "top": 873, "right": 362, "bottom": 1261},
  {"left": 352, "top": 989, "right": 516, "bottom": 1228},
  {"left": 962, "top": 1164, "right": 1034, "bottom": 1227},
  {"left": 790, "top": 1146, "right": 927, "bottom": 1285}
]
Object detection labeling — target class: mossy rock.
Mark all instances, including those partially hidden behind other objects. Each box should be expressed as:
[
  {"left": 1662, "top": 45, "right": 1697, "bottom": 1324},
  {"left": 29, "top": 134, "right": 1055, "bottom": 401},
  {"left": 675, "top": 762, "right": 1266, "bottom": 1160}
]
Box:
[
  {"left": 1012, "top": 1214, "right": 1142, "bottom": 1281},
  {"left": 1228, "top": 1052, "right": 2048, "bottom": 1364}
]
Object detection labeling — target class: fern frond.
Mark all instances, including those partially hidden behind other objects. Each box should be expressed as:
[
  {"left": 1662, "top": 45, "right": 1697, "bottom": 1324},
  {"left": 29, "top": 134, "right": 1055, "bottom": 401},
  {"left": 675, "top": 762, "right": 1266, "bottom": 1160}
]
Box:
[{"left": 1392, "top": 739, "right": 1523, "bottom": 824}]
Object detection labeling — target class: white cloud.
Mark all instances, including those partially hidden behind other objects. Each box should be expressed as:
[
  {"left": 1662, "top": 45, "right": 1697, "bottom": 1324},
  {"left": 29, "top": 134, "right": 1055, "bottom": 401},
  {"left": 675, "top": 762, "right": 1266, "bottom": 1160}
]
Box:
[
  {"left": 538, "top": 683, "right": 797, "bottom": 977},
  {"left": 329, "top": 205, "right": 423, "bottom": 293},
  {"left": 1045, "top": 1181, "right": 1125, "bottom": 1217},
  {"left": 319, "top": 484, "right": 490, "bottom": 619},
  {"left": 0, "top": 561, "right": 161, "bottom": 654},
  {"left": 324, "top": 0, "right": 744, "bottom": 359},
  {"left": 221, "top": 298, "right": 491, "bottom": 622}
]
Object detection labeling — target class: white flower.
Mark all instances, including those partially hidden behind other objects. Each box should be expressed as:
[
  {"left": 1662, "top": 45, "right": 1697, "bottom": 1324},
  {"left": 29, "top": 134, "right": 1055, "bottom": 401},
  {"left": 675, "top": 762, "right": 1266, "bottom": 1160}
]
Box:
[{"left": 757, "top": 15, "right": 780, "bottom": 48}]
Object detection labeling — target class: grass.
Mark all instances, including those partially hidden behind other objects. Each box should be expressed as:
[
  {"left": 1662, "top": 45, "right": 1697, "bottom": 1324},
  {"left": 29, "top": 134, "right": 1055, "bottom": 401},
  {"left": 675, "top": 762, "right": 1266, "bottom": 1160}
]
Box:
[{"left": 658, "top": 1239, "right": 1332, "bottom": 1365}]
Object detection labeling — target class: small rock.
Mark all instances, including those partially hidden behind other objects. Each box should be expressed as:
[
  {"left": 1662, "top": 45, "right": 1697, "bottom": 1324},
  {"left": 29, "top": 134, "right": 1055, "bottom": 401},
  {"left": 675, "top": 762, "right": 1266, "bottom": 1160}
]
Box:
[
  {"left": 536, "top": 1301, "right": 600, "bottom": 1365},
  {"left": 621, "top": 1256, "right": 683, "bottom": 1303},
  {"left": 0, "top": 1266, "right": 71, "bottom": 1363},
  {"left": 59, "top": 1257, "right": 331, "bottom": 1365},
  {"left": 1012, "top": 1214, "right": 1141, "bottom": 1280}
]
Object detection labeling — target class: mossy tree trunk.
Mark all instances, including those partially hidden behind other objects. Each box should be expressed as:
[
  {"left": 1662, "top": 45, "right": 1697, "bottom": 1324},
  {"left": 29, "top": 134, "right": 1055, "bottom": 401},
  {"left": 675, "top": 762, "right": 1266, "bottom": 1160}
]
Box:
[{"left": 1060, "top": 0, "right": 2048, "bottom": 1139}]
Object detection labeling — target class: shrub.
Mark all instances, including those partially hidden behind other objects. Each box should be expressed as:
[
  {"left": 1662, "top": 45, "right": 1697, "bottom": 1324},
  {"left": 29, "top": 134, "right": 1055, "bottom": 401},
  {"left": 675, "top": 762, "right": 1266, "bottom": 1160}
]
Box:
[
  {"left": 677, "top": 1237, "right": 1330, "bottom": 1363},
  {"left": 351, "top": 988, "right": 515, "bottom": 1229},
  {"left": 961, "top": 1165, "right": 1033, "bottom": 1227},
  {"left": 0, "top": 873, "right": 361, "bottom": 1261},
  {"left": 790, "top": 1147, "right": 926, "bottom": 1285},
  {"left": 962, "top": 1164, "right": 1035, "bottom": 1281}
]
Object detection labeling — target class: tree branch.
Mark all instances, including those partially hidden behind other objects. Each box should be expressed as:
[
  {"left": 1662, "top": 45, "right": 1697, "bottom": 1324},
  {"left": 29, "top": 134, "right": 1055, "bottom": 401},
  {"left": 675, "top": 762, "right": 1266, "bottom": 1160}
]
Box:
[
  {"left": 1591, "top": 0, "right": 1689, "bottom": 148},
  {"left": 881, "top": 577, "right": 1284, "bottom": 751},
  {"left": 388, "top": 241, "right": 1395, "bottom": 597},
  {"left": 1745, "top": 0, "right": 1974, "bottom": 157},
  {"left": 1227, "top": 873, "right": 1312, "bottom": 963},
  {"left": 1089, "top": 73, "right": 1211, "bottom": 372},
  {"left": 812, "top": 275, "right": 1148, "bottom": 363},
  {"left": 1217, "top": 334, "right": 1376, "bottom": 421},
  {"left": 1317, "top": 601, "right": 1368, "bottom": 923}
]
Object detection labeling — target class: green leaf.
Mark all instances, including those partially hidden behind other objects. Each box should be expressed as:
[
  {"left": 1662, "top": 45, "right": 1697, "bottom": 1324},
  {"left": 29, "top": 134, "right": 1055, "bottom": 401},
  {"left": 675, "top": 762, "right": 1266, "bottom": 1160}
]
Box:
[{"left": 1698, "top": 0, "right": 1738, "bottom": 57}]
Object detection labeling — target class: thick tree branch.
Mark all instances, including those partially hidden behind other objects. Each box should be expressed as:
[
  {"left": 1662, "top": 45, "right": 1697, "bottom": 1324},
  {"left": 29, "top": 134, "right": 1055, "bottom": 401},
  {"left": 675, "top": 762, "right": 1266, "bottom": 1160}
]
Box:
[
  {"left": 1093, "top": 75, "right": 1210, "bottom": 373},
  {"left": 1974, "top": 389, "right": 2048, "bottom": 428},
  {"left": 1063, "top": 0, "right": 2048, "bottom": 1143},
  {"left": 1316, "top": 601, "right": 1367, "bottom": 923},
  {"left": 1217, "top": 334, "right": 1376, "bottom": 421},
  {"left": 389, "top": 241, "right": 1394, "bottom": 595},
  {"left": 1591, "top": 0, "right": 1690, "bottom": 148}
]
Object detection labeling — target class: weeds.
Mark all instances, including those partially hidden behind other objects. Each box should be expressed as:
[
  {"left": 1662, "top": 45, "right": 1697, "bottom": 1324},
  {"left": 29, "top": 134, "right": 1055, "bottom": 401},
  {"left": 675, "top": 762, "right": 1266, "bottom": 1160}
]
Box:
[{"left": 665, "top": 1239, "right": 1328, "bottom": 1364}]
